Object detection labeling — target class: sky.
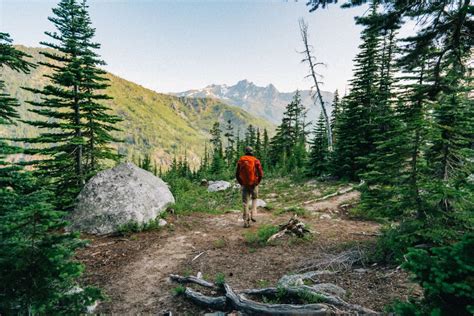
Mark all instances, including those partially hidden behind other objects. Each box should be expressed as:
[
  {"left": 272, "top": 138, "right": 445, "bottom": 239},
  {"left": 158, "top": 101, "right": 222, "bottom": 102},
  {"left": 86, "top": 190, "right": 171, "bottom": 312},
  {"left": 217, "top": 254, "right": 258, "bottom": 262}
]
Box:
[{"left": 0, "top": 0, "right": 370, "bottom": 94}]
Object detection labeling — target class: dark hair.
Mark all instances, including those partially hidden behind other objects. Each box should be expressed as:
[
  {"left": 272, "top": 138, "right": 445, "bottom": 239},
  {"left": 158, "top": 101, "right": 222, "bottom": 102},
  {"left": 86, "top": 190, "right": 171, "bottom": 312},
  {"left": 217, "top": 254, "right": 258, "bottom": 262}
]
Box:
[{"left": 244, "top": 146, "right": 254, "bottom": 155}]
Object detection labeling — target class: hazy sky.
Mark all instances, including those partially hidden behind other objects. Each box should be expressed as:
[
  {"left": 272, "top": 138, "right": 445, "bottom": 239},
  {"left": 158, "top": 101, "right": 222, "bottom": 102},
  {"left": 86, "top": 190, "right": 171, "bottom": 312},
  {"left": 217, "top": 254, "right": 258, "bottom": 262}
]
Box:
[{"left": 1, "top": 0, "right": 370, "bottom": 94}]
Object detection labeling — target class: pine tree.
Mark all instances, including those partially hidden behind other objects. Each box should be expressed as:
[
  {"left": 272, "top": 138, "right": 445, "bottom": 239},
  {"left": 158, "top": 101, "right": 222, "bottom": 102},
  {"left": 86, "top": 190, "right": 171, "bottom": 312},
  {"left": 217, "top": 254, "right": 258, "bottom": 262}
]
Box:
[
  {"left": 268, "top": 91, "right": 308, "bottom": 172},
  {"left": 223, "top": 119, "right": 235, "bottom": 166},
  {"left": 330, "top": 89, "right": 340, "bottom": 143},
  {"left": 209, "top": 122, "right": 225, "bottom": 175},
  {"left": 22, "top": 0, "right": 121, "bottom": 210},
  {"left": 332, "top": 2, "right": 381, "bottom": 180},
  {"left": 307, "top": 113, "right": 329, "bottom": 176},
  {"left": 0, "top": 33, "right": 35, "bottom": 168},
  {"left": 0, "top": 173, "right": 102, "bottom": 314}
]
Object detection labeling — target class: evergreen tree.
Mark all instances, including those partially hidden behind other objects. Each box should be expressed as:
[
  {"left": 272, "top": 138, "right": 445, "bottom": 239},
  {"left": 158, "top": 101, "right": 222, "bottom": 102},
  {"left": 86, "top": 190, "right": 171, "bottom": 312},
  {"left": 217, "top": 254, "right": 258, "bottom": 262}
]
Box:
[
  {"left": 245, "top": 124, "right": 256, "bottom": 148},
  {"left": 332, "top": 2, "right": 381, "bottom": 180},
  {"left": 330, "top": 89, "right": 340, "bottom": 142},
  {"left": 268, "top": 91, "right": 308, "bottom": 172},
  {"left": 209, "top": 122, "right": 225, "bottom": 174},
  {"left": 0, "top": 173, "right": 102, "bottom": 314},
  {"left": 22, "top": 0, "right": 121, "bottom": 210},
  {"left": 223, "top": 119, "right": 235, "bottom": 166},
  {"left": 0, "top": 33, "right": 35, "bottom": 167},
  {"left": 307, "top": 113, "right": 329, "bottom": 176}
]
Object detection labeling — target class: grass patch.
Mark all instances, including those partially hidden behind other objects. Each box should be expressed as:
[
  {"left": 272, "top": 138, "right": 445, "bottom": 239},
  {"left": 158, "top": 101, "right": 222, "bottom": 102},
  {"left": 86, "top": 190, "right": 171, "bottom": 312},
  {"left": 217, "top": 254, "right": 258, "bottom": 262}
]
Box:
[
  {"left": 117, "top": 217, "right": 164, "bottom": 235},
  {"left": 213, "top": 238, "right": 227, "bottom": 248},
  {"left": 244, "top": 224, "right": 280, "bottom": 246},
  {"left": 275, "top": 206, "right": 308, "bottom": 217},
  {"left": 215, "top": 273, "right": 226, "bottom": 288},
  {"left": 173, "top": 285, "right": 186, "bottom": 296},
  {"left": 165, "top": 178, "right": 241, "bottom": 215}
]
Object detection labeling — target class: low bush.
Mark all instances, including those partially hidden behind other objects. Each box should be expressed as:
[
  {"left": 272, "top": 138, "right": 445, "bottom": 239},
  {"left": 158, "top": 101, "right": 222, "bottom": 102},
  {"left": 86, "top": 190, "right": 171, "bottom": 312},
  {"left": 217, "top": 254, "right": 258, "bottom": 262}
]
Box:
[
  {"left": 390, "top": 233, "right": 474, "bottom": 315},
  {"left": 244, "top": 225, "right": 279, "bottom": 246}
]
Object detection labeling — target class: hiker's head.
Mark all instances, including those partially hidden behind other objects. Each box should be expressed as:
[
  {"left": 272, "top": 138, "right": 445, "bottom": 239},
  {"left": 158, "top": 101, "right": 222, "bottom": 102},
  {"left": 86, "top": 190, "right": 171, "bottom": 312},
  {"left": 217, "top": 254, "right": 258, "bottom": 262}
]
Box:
[{"left": 244, "top": 146, "right": 254, "bottom": 155}]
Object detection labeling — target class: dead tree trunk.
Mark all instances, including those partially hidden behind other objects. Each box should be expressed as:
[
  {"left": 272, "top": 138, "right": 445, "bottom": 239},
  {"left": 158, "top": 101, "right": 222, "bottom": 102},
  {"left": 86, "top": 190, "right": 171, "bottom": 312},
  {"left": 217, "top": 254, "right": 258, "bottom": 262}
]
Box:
[{"left": 299, "top": 18, "right": 333, "bottom": 152}]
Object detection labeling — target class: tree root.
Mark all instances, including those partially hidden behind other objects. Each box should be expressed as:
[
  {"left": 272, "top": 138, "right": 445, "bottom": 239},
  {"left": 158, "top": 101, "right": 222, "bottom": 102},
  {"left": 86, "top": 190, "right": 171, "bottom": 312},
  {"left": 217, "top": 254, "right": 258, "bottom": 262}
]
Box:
[
  {"left": 267, "top": 215, "right": 312, "bottom": 242},
  {"left": 169, "top": 273, "right": 378, "bottom": 315}
]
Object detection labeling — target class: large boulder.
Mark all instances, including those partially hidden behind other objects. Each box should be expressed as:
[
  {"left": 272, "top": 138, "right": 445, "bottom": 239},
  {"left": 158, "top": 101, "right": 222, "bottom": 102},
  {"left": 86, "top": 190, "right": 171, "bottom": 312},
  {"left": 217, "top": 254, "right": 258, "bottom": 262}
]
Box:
[{"left": 69, "top": 162, "right": 175, "bottom": 235}]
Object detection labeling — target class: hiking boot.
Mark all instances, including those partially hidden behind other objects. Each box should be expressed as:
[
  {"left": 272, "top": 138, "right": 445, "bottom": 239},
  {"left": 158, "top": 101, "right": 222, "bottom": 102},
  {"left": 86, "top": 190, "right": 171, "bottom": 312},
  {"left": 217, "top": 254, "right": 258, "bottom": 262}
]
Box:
[
  {"left": 244, "top": 221, "right": 250, "bottom": 228},
  {"left": 251, "top": 217, "right": 257, "bottom": 222}
]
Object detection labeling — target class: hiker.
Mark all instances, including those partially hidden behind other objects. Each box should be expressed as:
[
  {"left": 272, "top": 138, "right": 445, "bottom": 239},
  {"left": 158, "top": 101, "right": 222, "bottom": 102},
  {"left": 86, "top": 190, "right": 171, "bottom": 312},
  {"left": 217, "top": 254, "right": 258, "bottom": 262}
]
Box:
[{"left": 236, "top": 146, "right": 264, "bottom": 228}]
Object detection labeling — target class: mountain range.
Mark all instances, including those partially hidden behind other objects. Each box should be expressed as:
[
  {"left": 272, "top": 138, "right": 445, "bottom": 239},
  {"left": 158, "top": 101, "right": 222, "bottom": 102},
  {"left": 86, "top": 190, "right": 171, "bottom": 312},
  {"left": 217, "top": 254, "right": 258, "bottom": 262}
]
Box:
[
  {"left": 0, "top": 46, "right": 274, "bottom": 167},
  {"left": 174, "top": 80, "right": 334, "bottom": 125}
]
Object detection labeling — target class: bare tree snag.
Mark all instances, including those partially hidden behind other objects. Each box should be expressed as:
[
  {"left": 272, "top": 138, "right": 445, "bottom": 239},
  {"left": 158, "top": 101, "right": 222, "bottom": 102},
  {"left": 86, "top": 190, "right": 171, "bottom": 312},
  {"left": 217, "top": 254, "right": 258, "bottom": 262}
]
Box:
[{"left": 299, "top": 18, "right": 333, "bottom": 152}]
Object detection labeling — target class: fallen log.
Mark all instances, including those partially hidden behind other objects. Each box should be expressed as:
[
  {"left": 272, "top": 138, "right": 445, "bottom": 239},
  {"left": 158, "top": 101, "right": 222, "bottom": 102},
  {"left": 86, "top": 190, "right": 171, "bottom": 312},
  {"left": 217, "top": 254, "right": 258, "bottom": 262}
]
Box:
[
  {"left": 182, "top": 287, "right": 228, "bottom": 310},
  {"left": 169, "top": 274, "right": 216, "bottom": 289},
  {"left": 224, "top": 283, "right": 330, "bottom": 316},
  {"left": 169, "top": 274, "right": 378, "bottom": 315},
  {"left": 242, "top": 286, "right": 377, "bottom": 315}
]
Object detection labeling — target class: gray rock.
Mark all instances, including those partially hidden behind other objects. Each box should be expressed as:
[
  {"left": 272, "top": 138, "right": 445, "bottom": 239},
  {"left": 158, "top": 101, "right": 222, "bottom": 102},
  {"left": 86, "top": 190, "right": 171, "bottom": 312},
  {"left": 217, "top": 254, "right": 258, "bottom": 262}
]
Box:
[
  {"left": 207, "top": 180, "right": 231, "bottom": 192},
  {"left": 353, "top": 268, "right": 368, "bottom": 273},
  {"left": 69, "top": 162, "right": 175, "bottom": 235},
  {"left": 320, "top": 214, "right": 332, "bottom": 220},
  {"left": 256, "top": 199, "right": 267, "bottom": 208},
  {"left": 311, "top": 283, "right": 346, "bottom": 297}
]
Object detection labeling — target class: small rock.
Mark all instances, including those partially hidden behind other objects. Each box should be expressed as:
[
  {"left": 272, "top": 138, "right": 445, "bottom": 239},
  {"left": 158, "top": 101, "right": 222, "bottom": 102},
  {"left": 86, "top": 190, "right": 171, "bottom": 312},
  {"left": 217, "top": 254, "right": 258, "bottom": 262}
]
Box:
[
  {"left": 197, "top": 271, "right": 203, "bottom": 279},
  {"left": 267, "top": 192, "right": 278, "bottom": 198},
  {"left": 200, "top": 179, "right": 208, "bottom": 186},
  {"left": 320, "top": 214, "right": 331, "bottom": 220},
  {"left": 207, "top": 180, "right": 231, "bottom": 192},
  {"left": 256, "top": 199, "right": 267, "bottom": 208},
  {"left": 158, "top": 219, "right": 167, "bottom": 227},
  {"left": 354, "top": 268, "right": 368, "bottom": 273},
  {"left": 311, "top": 283, "right": 346, "bottom": 297}
]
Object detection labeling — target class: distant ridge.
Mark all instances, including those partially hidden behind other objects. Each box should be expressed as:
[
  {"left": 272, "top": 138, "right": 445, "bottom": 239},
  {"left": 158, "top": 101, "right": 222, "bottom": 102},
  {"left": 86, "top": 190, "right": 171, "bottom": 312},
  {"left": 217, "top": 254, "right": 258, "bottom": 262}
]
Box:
[
  {"left": 0, "top": 46, "right": 274, "bottom": 167},
  {"left": 174, "top": 79, "right": 334, "bottom": 125}
]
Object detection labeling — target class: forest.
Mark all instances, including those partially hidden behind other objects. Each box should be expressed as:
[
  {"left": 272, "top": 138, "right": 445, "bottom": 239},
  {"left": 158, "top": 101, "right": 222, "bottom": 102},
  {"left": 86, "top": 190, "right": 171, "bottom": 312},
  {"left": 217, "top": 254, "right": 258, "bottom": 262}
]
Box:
[{"left": 0, "top": 0, "right": 472, "bottom": 315}]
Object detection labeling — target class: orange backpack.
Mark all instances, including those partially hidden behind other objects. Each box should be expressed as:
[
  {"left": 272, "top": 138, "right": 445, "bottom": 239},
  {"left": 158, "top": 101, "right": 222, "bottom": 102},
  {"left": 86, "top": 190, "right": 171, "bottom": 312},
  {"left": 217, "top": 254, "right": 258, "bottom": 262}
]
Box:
[{"left": 238, "top": 156, "right": 258, "bottom": 187}]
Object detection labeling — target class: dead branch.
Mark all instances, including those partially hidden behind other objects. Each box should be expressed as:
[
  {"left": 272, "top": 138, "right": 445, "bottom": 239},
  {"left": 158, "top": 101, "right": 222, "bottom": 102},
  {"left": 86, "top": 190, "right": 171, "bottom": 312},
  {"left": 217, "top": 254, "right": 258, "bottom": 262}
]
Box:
[
  {"left": 267, "top": 215, "right": 312, "bottom": 243},
  {"left": 296, "top": 248, "right": 366, "bottom": 273},
  {"left": 169, "top": 274, "right": 216, "bottom": 289}
]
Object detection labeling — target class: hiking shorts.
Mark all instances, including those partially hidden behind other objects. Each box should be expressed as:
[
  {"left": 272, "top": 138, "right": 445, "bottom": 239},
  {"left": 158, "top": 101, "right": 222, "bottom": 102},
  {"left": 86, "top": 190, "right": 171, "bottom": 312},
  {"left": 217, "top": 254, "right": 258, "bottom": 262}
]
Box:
[{"left": 242, "top": 185, "right": 258, "bottom": 203}]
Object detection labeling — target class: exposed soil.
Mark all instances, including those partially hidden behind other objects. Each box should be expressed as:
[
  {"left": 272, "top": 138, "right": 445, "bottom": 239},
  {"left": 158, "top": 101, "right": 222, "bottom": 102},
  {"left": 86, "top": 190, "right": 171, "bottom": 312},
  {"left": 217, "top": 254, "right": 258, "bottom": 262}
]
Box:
[{"left": 76, "top": 186, "right": 418, "bottom": 315}]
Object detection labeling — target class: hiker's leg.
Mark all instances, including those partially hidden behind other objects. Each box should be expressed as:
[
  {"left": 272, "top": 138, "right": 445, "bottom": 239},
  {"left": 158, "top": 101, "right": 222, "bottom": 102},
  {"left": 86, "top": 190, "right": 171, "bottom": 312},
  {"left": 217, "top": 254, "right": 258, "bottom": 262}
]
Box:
[
  {"left": 250, "top": 186, "right": 258, "bottom": 222},
  {"left": 242, "top": 187, "right": 250, "bottom": 227}
]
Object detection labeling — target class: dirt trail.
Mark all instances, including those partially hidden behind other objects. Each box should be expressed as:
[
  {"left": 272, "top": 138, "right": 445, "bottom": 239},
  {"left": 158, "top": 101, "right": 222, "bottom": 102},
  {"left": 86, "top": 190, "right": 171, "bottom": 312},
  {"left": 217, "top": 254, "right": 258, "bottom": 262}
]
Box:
[{"left": 77, "top": 189, "right": 415, "bottom": 315}]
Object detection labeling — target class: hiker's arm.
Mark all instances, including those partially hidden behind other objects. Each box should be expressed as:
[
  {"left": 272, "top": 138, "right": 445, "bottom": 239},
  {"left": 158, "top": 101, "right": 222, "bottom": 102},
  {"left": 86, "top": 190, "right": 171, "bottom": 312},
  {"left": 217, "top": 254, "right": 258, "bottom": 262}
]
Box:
[
  {"left": 256, "top": 160, "right": 263, "bottom": 184},
  {"left": 235, "top": 162, "right": 243, "bottom": 185}
]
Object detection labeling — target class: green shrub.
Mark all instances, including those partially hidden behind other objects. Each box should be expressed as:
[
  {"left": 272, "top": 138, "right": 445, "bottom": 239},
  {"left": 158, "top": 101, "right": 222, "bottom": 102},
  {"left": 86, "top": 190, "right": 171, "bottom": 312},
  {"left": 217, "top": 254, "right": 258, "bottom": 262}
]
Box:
[
  {"left": 390, "top": 234, "right": 474, "bottom": 315},
  {"left": 244, "top": 225, "right": 279, "bottom": 246},
  {"left": 117, "top": 217, "right": 164, "bottom": 235},
  {"left": 214, "top": 273, "right": 226, "bottom": 287},
  {"left": 173, "top": 285, "right": 186, "bottom": 296},
  {"left": 373, "top": 216, "right": 466, "bottom": 263}
]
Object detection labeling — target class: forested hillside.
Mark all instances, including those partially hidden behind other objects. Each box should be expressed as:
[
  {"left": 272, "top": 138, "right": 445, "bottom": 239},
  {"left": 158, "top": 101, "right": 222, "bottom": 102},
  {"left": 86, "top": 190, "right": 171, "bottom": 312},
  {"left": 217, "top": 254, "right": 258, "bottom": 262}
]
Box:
[{"left": 0, "top": 46, "right": 274, "bottom": 166}]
